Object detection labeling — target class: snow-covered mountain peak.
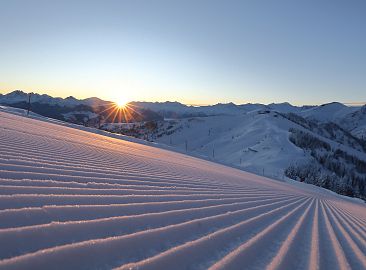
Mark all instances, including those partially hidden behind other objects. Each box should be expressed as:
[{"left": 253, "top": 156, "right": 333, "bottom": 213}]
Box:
[{"left": 299, "top": 101, "right": 358, "bottom": 122}]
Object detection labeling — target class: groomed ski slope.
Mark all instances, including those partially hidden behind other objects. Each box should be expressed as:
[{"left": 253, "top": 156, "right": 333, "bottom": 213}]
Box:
[{"left": 0, "top": 111, "right": 365, "bottom": 270}]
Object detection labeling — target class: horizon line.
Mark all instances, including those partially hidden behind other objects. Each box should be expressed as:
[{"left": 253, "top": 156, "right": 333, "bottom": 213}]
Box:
[{"left": 1, "top": 89, "right": 365, "bottom": 107}]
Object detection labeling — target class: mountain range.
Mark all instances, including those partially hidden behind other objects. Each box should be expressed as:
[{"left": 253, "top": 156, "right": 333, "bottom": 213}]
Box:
[
  {"left": 1, "top": 90, "right": 366, "bottom": 200},
  {"left": 1, "top": 90, "right": 366, "bottom": 138}
]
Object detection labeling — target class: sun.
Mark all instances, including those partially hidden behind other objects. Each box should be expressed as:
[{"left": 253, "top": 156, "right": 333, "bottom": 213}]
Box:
[
  {"left": 115, "top": 98, "right": 129, "bottom": 109},
  {"left": 100, "top": 96, "right": 139, "bottom": 123}
]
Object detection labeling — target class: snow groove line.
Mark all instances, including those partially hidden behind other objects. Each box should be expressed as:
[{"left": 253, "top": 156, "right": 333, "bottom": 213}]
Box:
[
  {"left": 0, "top": 197, "right": 307, "bottom": 270},
  {"left": 329, "top": 199, "right": 366, "bottom": 228},
  {"left": 0, "top": 175, "right": 269, "bottom": 192},
  {"left": 0, "top": 193, "right": 262, "bottom": 210},
  {"left": 0, "top": 160, "right": 211, "bottom": 183},
  {"left": 0, "top": 169, "right": 252, "bottom": 191},
  {"left": 0, "top": 135, "right": 214, "bottom": 174},
  {"left": 117, "top": 197, "right": 311, "bottom": 270},
  {"left": 0, "top": 194, "right": 295, "bottom": 229},
  {"left": 331, "top": 200, "right": 366, "bottom": 220},
  {"left": 0, "top": 184, "right": 261, "bottom": 196},
  {"left": 265, "top": 199, "right": 316, "bottom": 270},
  {"left": 0, "top": 149, "right": 173, "bottom": 175},
  {"left": 0, "top": 196, "right": 293, "bottom": 234},
  {"left": 309, "top": 199, "right": 320, "bottom": 270},
  {"left": 0, "top": 165, "right": 222, "bottom": 187},
  {"left": 0, "top": 176, "right": 253, "bottom": 193},
  {"left": 0, "top": 150, "right": 218, "bottom": 185},
  {"left": 325, "top": 201, "right": 366, "bottom": 244},
  {"left": 0, "top": 196, "right": 296, "bottom": 260},
  {"left": 206, "top": 198, "right": 314, "bottom": 270},
  {"left": 0, "top": 156, "right": 167, "bottom": 174},
  {"left": 0, "top": 178, "right": 242, "bottom": 192},
  {"left": 318, "top": 200, "right": 350, "bottom": 270},
  {"left": 321, "top": 200, "right": 366, "bottom": 269},
  {"left": 326, "top": 202, "right": 366, "bottom": 233},
  {"left": 0, "top": 157, "right": 217, "bottom": 183},
  {"left": 0, "top": 152, "right": 145, "bottom": 173}
]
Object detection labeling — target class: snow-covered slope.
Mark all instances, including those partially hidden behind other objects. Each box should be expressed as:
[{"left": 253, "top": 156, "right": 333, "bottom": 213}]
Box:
[
  {"left": 299, "top": 102, "right": 359, "bottom": 122},
  {"left": 155, "top": 111, "right": 307, "bottom": 179},
  {"left": 154, "top": 110, "right": 366, "bottom": 180},
  {"left": 0, "top": 111, "right": 365, "bottom": 270},
  {"left": 340, "top": 105, "right": 366, "bottom": 139}
]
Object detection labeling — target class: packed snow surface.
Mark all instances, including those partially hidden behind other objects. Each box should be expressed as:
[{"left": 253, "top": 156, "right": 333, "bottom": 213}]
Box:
[{"left": 0, "top": 111, "right": 365, "bottom": 270}]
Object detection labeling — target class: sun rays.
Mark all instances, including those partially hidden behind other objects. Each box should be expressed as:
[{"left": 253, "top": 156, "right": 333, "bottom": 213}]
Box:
[
  {"left": 115, "top": 97, "right": 129, "bottom": 109},
  {"left": 98, "top": 101, "right": 141, "bottom": 124}
]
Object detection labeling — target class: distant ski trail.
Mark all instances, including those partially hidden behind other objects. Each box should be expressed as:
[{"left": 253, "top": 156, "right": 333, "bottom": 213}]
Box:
[{"left": 0, "top": 111, "right": 365, "bottom": 270}]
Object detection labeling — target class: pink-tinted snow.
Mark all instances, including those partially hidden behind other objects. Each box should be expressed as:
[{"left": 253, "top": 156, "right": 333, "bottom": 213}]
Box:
[{"left": 0, "top": 111, "right": 365, "bottom": 270}]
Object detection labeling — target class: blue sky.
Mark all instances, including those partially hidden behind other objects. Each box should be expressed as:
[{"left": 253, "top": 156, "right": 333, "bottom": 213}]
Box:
[{"left": 0, "top": 0, "right": 365, "bottom": 105}]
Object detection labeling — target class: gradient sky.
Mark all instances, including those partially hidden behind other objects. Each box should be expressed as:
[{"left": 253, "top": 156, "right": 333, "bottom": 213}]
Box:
[{"left": 0, "top": 0, "right": 365, "bottom": 105}]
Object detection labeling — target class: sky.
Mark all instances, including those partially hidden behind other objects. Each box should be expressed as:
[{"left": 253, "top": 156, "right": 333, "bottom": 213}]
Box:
[{"left": 0, "top": 0, "right": 365, "bottom": 105}]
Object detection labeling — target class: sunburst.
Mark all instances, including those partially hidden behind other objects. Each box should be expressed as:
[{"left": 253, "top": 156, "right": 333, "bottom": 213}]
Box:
[
  {"left": 115, "top": 98, "right": 128, "bottom": 109},
  {"left": 98, "top": 100, "right": 141, "bottom": 124}
]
